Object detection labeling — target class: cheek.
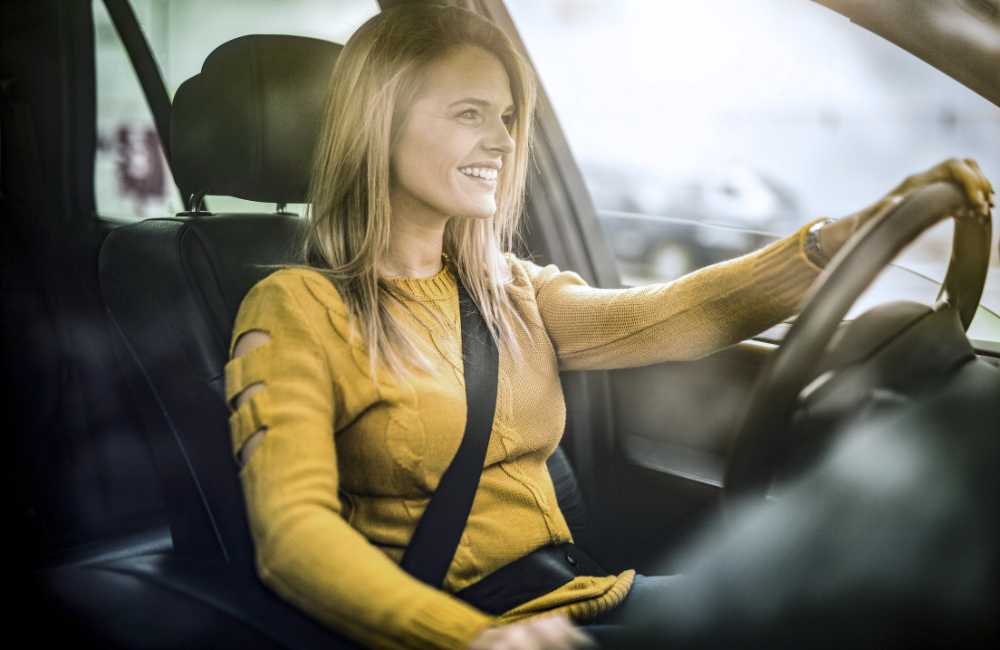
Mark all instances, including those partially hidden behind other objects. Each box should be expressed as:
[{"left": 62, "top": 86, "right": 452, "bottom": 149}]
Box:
[
  {"left": 396, "top": 129, "right": 454, "bottom": 186},
  {"left": 392, "top": 145, "right": 431, "bottom": 196}
]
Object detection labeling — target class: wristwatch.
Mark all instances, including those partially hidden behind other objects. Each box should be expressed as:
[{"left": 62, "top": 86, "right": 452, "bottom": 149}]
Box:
[{"left": 804, "top": 219, "right": 833, "bottom": 268}]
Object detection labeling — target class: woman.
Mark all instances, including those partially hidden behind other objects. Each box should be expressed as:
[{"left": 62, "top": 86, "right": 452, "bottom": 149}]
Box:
[{"left": 225, "top": 5, "right": 994, "bottom": 650}]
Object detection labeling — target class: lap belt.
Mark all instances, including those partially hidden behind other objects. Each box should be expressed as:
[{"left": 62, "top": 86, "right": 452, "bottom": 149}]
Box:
[
  {"left": 399, "top": 278, "right": 608, "bottom": 613},
  {"left": 455, "top": 542, "right": 607, "bottom": 615}
]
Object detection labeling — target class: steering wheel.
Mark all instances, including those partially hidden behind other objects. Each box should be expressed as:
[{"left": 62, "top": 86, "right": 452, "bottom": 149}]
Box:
[{"left": 724, "top": 181, "right": 992, "bottom": 507}]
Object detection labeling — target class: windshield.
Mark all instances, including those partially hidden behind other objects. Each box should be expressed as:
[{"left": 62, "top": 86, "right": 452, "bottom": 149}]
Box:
[
  {"left": 506, "top": 0, "right": 1000, "bottom": 342},
  {"left": 854, "top": 261, "right": 1000, "bottom": 343}
]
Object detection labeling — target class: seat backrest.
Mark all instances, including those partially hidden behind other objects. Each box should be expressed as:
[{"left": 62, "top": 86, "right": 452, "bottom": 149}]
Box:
[
  {"left": 102, "top": 214, "right": 305, "bottom": 564},
  {"left": 100, "top": 33, "right": 587, "bottom": 568},
  {"left": 101, "top": 34, "right": 340, "bottom": 564}
]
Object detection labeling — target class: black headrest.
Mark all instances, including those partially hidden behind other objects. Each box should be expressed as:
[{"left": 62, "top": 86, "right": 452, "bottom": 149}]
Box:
[{"left": 171, "top": 35, "right": 342, "bottom": 204}]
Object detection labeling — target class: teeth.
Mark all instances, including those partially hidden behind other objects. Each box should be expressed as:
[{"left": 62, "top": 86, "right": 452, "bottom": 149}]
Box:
[{"left": 459, "top": 167, "right": 498, "bottom": 181}]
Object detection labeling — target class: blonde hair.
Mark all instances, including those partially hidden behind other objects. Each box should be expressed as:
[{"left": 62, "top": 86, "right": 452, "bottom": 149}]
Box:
[{"left": 305, "top": 4, "right": 536, "bottom": 374}]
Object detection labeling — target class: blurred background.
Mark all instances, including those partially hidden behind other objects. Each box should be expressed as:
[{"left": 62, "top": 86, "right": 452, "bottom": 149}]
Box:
[
  {"left": 505, "top": 0, "right": 1000, "bottom": 339},
  {"left": 94, "top": 0, "right": 1000, "bottom": 338}
]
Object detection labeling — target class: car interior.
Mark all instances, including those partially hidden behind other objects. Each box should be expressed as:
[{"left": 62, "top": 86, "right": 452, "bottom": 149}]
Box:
[{"left": 2, "top": 0, "right": 998, "bottom": 647}]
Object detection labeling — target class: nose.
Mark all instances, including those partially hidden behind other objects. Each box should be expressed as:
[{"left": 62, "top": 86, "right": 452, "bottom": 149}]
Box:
[{"left": 486, "top": 116, "right": 515, "bottom": 156}]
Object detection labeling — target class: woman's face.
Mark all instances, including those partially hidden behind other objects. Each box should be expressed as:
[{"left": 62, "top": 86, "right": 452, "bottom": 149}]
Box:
[{"left": 390, "top": 46, "right": 516, "bottom": 225}]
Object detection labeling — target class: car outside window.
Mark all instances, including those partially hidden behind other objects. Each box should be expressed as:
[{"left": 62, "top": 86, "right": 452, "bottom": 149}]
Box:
[
  {"left": 93, "top": 0, "right": 380, "bottom": 221},
  {"left": 506, "top": 0, "right": 1000, "bottom": 342}
]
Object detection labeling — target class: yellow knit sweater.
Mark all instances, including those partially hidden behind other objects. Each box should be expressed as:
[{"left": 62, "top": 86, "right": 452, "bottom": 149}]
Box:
[{"left": 225, "top": 227, "right": 821, "bottom": 650}]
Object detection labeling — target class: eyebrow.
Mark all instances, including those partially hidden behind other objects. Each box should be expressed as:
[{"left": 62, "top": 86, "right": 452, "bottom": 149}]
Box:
[{"left": 447, "top": 97, "right": 516, "bottom": 112}]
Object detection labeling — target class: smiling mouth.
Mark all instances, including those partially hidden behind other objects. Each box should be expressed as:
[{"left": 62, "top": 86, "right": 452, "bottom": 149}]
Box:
[{"left": 459, "top": 167, "right": 498, "bottom": 181}]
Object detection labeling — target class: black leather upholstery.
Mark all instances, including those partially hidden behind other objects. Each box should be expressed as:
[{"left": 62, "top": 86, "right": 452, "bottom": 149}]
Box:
[
  {"left": 171, "top": 35, "right": 343, "bottom": 203},
  {"left": 43, "top": 549, "right": 361, "bottom": 649},
  {"left": 547, "top": 445, "right": 589, "bottom": 549},
  {"left": 91, "top": 212, "right": 366, "bottom": 648},
  {"left": 100, "top": 214, "right": 306, "bottom": 564}
]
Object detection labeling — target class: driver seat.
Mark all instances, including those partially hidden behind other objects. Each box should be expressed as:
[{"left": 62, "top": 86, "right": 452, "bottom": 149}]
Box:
[{"left": 46, "top": 33, "right": 587, "bottom": 649}]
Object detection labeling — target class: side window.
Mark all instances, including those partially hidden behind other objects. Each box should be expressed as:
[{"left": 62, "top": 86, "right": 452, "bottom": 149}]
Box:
[
  {"left": 93, "top": 0, "right": 380, "bottom": 221},
  {"left": 94, "top": 0, "right": 180, "bottom": 221},
  {"left": 506, "top": 0, "right": 999, "bottom": 338}
]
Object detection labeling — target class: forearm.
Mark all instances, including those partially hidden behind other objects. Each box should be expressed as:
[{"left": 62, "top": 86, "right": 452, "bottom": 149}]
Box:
[{"left": 529, "top": 225, "right": 820, "bottom": 370}]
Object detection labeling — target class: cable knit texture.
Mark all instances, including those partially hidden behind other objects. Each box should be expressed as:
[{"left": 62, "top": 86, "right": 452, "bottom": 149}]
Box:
[{"left": 225, "top": 225, "right": 821, "bottom": 650}]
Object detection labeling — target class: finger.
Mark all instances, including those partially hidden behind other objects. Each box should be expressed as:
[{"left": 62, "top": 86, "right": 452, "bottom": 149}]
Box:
[
  {"left": 954, "top": 157, "right": 989, "bottom": 192},
  {"left": 527, "top": 615, "right": 574, "bottom": 643},
  {"left": 964, "top": 158, "right": 995, "bottom": 198},
  {"left": 527, "top": 615, "right": 598, "bottom": 649},
  {"left": 498, "top": 624, "right": 532, "bottom": 650},
  {"left": 946, "top": 159, "right": 990, "bottom": 215},
  {"left": 563, "top": 627, "right": 601, "bottom": 649},
  {"left": 551, "top": 618, "right": 599, "bottom": 649},
  {"left": 524, "top": 617, "right": 564, "bottom": 644}
]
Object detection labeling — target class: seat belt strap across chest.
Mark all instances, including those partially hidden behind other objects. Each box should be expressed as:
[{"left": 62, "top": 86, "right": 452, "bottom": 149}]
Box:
[{"left": 400, "top": 279, "right": 499, "bottom": 588}]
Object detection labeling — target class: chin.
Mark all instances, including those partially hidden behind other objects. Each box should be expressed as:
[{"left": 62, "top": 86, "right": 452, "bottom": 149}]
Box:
[{"left": 454, "top": 203, "right": 498, "bottom": 221}]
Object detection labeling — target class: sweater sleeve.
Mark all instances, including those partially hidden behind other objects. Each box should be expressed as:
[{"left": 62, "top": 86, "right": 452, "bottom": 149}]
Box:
[
  {"left": 225, "top": 271, "right": 493, "bottom": 650},
  {"left": 520, "top": 224, "right": 824, "bottom": 371}
]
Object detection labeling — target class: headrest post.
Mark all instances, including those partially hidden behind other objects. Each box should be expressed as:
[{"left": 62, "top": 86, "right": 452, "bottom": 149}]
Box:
[
  {"left": 177, "top": 190, "right": 213, "bottom": 217},
  {"left": 188, "top": 191, "right": 206, "bottom": 211}
]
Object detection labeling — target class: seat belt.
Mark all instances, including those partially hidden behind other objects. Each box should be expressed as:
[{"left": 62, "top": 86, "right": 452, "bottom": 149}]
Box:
[{"left": 400, "top": 279, "right": 500, "bottom": 588}]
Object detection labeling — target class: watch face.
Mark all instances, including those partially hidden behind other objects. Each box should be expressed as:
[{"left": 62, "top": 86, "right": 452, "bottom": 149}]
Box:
[{"left": 805, "top": 220, "right": 831, "bottom": 268}]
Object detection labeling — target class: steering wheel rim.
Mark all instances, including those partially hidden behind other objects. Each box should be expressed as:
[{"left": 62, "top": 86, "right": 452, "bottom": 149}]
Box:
[{"left": 724, "top": 181, "right": 992, "bottom": 507}]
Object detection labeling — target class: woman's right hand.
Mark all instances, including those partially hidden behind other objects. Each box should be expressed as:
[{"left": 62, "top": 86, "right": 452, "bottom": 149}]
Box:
[{"left": 466, "top": 614, "right": 599, "bottom": 650}]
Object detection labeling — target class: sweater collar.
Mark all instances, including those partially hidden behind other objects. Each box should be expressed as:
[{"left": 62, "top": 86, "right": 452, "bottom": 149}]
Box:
[{"left": 387, "top": 260, "right": 457, "bottom": 302}]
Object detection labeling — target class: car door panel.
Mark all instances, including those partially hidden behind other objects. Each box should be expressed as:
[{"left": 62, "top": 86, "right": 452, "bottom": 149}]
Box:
[{"left": 577, "top": 342, "right": 773, "bottom": 572}]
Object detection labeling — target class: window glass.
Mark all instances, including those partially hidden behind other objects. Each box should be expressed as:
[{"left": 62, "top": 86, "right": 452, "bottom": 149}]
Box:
[
  {"left": 94, "top": 0, "right": 181, "bottom": 220},
  {"left": 94, "top": 0, "right": 380, "bottom": 221},
  {"left": 506, "top": 0, "right": 1000, "bottom": 340}
]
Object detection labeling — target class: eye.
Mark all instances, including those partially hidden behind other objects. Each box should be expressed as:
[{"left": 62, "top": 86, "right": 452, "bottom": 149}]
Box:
[
  {"left": 458, "top": 109, "right": 478, "bottom": 120},
  {"left": 502, "top": 113, "right": 515, "bottom": 129}
]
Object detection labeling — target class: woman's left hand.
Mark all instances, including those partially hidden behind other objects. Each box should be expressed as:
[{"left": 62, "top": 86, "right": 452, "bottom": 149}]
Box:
[{"left": 818, "top": 158, "right": 995, "bottom": 262}]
